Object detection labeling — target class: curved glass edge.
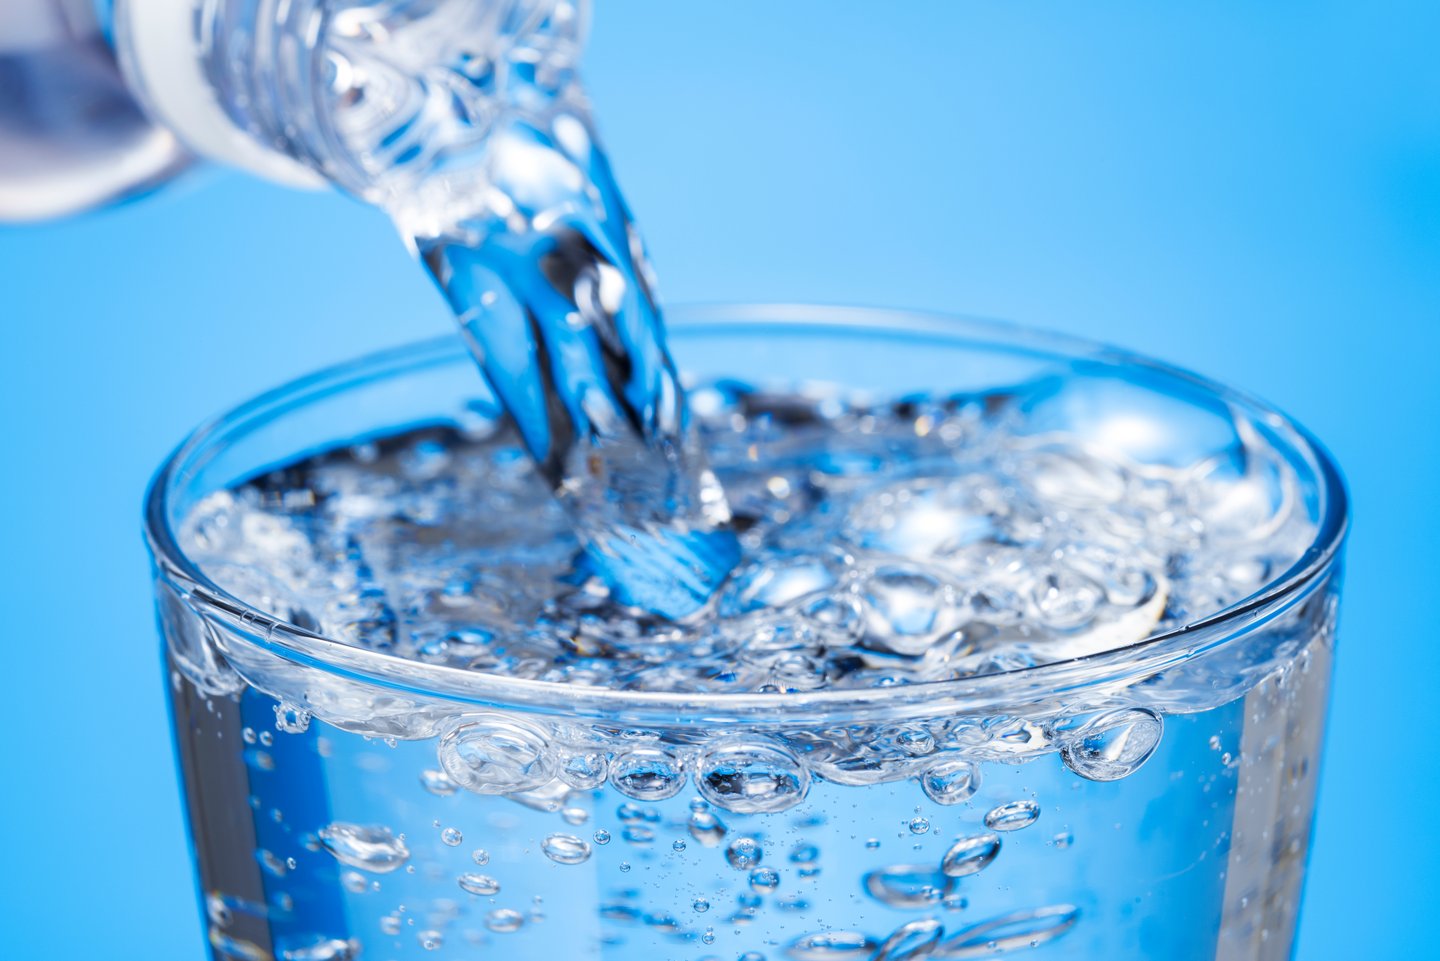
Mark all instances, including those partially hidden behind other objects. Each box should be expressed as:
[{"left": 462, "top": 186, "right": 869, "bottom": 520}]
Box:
[{"left": 143, "top": 304, "right": 1350, "bottom": 725}]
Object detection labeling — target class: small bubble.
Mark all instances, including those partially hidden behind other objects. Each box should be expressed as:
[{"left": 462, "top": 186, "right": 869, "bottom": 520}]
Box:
[
  {"left": 622, "top": 824, "right": 655, "bottom": 845},
  {"left": 341, "top": 870, "right": 367, "bottom": 893},
  {"left": 485, "top": 908, "right": 525, "bottom": 933},
  {"left": 725, "top": 837, "right": 763, "bottom": 871},
  {"left": 863, "top": 865, "right": 955, "bottom": 909},
  {"left": 557, "top": 750, "right": 609, "bottom": 790},
  {"left": 418, "top": 929, "right": 443, "bottom": 951},
  {"left": 379, "top": 915, "right": 401, "bottom": 936},
  {"left": 242, "top": 727, "right": 257, "bottom": 745},
  {"left": 561, "top": 806, "right": 589, "bottom": 826},
  {"left": 920, "top": 758, "right": 981, "bottom": 806},
  {"left": 542, "top": 833, "right": 592, "bottom": 865},
  {"left": 1052, "top": 831, "right": 1074, "bottom": 849},
  {"left": 618, "top": 861, "right": 632, "bottom": 873},
  {"left": 786, "top": 931, "right": 876, "bottom": 960},
  {"left": 1060, "top": 708, "right": 1164, "bottom": 782},
  {"left": 672, "top": 840, "right": 688, "bottom": 853},
  {"left": 471, "top": 848, "right": 490, "bottom": 865},
  {"left": 984, "top": 800, "right": 1040, "bottom": 832},
  {"left": 908, "top": 817, "right": 931, "bottom": 835},
  {"left": 258, "top": 731, "right": 274, "bottom": 747},
  {"left": 749, "top": 867, "right": 780, "bottom": 891},
  {"left": 866, "top": 838, "right": 881, "bottom": 849},
  {"left": 609, "top": 747, "right": 686, "bottom": 801},
  {"left": 317, "top": 823, "right": 409, "bottom": 873},
  {"left": 693, "top": 898, "right": 711, "bottom": 913},
  {"left": 701, "top": 926, "right": 716, "bottom": 944},
  {"left": 694, "top": 738, "right": 810, "bottom": 814},
  {"left": 440, "top": 827, "right": 463, "bottom": 847},
  {"left": 940, "top": 833, "right": 1001, "bottom": 878},
  {"left": 457, "top": 873, "right": 500, "bottom": 896},
  {"left": 688, "top": 810, "right": 728, "bottom": 847},
  {"left": 592, "top": 830, "right": 611, "bottom": 846},
  {"left": 789, "top": 843, "right": 819, "bottom": 864}
]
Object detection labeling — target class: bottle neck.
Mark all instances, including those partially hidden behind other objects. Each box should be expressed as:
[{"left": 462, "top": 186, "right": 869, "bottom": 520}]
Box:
[{"left": 116, "top": 0, "right": 588, "bottom": 216}]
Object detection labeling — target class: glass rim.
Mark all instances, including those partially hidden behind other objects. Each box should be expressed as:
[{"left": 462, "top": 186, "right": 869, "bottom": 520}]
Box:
[{"left": 143, "top": 303, "right": 1348, "bottom": 724}]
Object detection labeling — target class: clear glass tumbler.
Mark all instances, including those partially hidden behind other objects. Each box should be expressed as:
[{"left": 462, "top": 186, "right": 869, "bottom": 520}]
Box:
[{"left": 146, "top": 306, "right": 1346, "bottom": 961}]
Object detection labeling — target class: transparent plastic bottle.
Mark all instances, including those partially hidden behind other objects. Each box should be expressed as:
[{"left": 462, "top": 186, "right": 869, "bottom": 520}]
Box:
[{"left": 0, "top": 0, "right": 585, "bottom": 221}]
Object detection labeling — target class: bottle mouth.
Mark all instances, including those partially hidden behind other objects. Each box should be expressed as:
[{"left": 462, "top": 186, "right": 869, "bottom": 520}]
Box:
[{"left": 143, "top": 304, "right": 1348, "bottom": 728}]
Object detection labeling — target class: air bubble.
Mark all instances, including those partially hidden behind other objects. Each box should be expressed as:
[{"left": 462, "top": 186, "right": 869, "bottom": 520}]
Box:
[
  {"left": 695, "top": 738, "right": 811, "bottom": 814},
  {"left": 418, "top": 930, "right": 443, "bottom": 951},
  {"left": 419, "top": 769, "right": 458, "bottom": 797},
  {"left": 789, "top": 843, "right": 819, "bottom": 864},
  {"left": 471, "top": 848, "right": 490, "bottom": 865},
  {"left": 940, "top": 833, "right": 1001, "bottom": 878},
  {"left": 725, "top": 837, "right": 763, "bottom": 871},
  {"left": 908, "top": 817, "right": 931, "bottom": 835},
  {"left": 984, "top": 800, "right": 1039, "bottom": 832},
  {"left": 749, "top": 867, "right": 780, "bottom": 891},
  {"left": 486, "top": 908, "right": 525, "bottom": 933},
  {"left": 1059, "top": 708, "right": 1164, "bottom": 782},
  {"left": 593, "top": 830, "right": 611, "bottom": 846},
  {"left": 610, "top": 747, "right": 686, "bottom": 801},
  {"left": 920, "top": 758, "right": 981, "bottom": 806},
  {"left": 457, "top": 873, "right": 500, "bottom": 896},
  {"left": 873, "top": 918, "right": 943, "bottom": 961},
  {"left": 693, "top": 898, "right": 710, "bottom": 913},
  {"left": 440, "top": 827, "right": 463, "bottom": 846},
  {"left": 936, "top": 904, "right": 1078, "bottom": 957},
  {"left": 542, "top": 833, "right": 592, "bottom": 865},
  {"left": 863, "top": 865, "right": 955, "bottom": 909},
  {"left": 688, "top": 810, "right": 728, "bottom": 847},
  {"left": 317, "top": 823, "right": 409, "bottom": 873},
  {"left": 279, "top": 936, "right": 358, "bottom": 960},
  {"left": 558, "top": 749, "right": 609, "bottom": 790},
  {"left": 561, "top": 806, "right": 589, "bottom": 825},
  {"left": 786, "top": 931, "right": 877, "bottom": 960},
  {"left": 672, "top": 840, "right": 687, "bottom": 852},
  {"left": 437, "top": 715, "right": 553, "bottom": 796}
]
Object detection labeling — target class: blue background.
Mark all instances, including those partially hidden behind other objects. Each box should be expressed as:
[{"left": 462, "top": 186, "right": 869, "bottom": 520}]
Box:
[{"left": 2, "top": 2, "right": 1435, "bottom": 957}]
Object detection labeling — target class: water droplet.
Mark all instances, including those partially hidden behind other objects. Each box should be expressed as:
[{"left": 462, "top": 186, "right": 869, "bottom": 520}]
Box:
[
  {"left": 592, "top": 830, "right": 611, "bottom": 846},
  {"left": 418, "top": 929, "right": 443, "bottom": 951},
  {"left": 610, "top": 747, "right": 686, "bottom": 801},
  {"left": 542, "top": 833, "right": 592, "bottom": 865},
  {"left": 940, "top": 833, "right": 1001, "bottom": 878},
  {"left": 688, "top": 810, "right": 729, "bottom": 846},
  {"left": 457, "top": 873, "right": 500, "bottom": 896},
  {"left": 318, "top": 823, "right": 410, "bottom": 873},
  {"left": 440, "top": 827, "right": 463, "bottom": 847},
  {"left": 786, "top": 930, "right": 880, "bottom": 960},
  {"left": 471, "top": 848, "right": 490, "bottom": 864},
  {"left": 936, "top": 904, "right": 1078, "bottom": 957},
  {"left": 920, "top": 758, "right": 981, "bottom": 806},
  {"left": 485, "top": 908, "right": 525, "bottom": 933},
  {"left": 672, "top": 839, "right": 688, "bottom": 852},
  {"left": 863, "top": 865, "right": 956, "bottom": 909},
  {"left": 693, "top": 897, "right": 710, "bottom": 913},
  {"left": 1059, "top": 708, "right": 1164, "bottom": 782},
  {"left": 984, "top": 800, "right": 1040, "bottom": 832},
  {"left": 873, "top": 918, "right": 943, "bottom": 961},
  {"left": 908, "top": 817, "right": 931, "bottom": 835},
  {"left": 558, "top": 749, "right": 609, "bottom": 790},
  {"left": 437, "top": 715, "right": 553, "bottom": 795},
  {"left": 725, "top": 837, "right": 763, "bottom": 870},
  {"left": 789, "top": 843, "right": 819, "bottom": 864},
  {"left": 419, "top": 769, "right": 458, "bottom": 797},
  {"left": 561, "top": 806, "right": 589, "bottom": 825},
  {"left": 695, "top": 738, "right": 811, "bottom": 814}
]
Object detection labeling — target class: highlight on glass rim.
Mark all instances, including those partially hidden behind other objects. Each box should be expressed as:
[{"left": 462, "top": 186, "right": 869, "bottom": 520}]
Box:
[{"left": 30, "top": 2, "right": 1440, "bottom": 960}]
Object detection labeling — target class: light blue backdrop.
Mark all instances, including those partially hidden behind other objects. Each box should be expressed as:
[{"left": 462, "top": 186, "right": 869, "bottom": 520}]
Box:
[{"left": 2, "top": 3, "right": 1435, "bottom": 957}]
